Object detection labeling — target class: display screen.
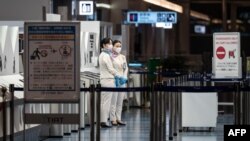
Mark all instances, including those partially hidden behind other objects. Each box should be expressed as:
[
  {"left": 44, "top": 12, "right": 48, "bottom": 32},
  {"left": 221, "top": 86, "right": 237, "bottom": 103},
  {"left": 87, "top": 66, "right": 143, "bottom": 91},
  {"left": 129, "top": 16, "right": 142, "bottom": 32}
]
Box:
[{"left": 194, "top": 25, "right": 206, "bottom": 34}]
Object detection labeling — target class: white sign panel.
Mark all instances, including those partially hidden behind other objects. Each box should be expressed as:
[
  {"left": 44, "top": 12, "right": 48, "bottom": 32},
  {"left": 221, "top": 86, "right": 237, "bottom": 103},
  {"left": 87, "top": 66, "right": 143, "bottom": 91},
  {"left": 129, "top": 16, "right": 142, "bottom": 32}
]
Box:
[
  {"left": 24, "top": 22, "right": 80, "bottom": 102},
  {"left": 127, "top": 11, "right": 177, "bottom": 24},
  {"left": 182, "top": 92, "right": 218, "bottom": 127},
  {"left": 79, "top": 1, "right": 93, "bottom": 15},
  {"left": 213, "top": 32, "right": 242, "bottom": 79},
  {"left": 156, "top": 22, "right": 173, "bottom": 29}
]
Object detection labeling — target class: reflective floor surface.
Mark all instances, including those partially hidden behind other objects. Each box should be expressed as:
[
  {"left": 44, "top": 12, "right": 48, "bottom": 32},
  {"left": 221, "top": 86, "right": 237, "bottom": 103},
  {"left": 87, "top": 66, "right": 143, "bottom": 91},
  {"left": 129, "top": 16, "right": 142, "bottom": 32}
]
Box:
[{"left": 44, "top": 109, "right": 233, "bottom": 141}]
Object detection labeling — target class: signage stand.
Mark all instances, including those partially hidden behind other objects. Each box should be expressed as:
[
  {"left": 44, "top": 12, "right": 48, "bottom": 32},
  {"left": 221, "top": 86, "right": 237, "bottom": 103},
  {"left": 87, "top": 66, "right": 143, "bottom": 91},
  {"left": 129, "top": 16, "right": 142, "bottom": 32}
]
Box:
[
  {"left": 212, "top": 32, "right": 242, "bottom": 79},
  {"left": 212, "top": 32, "right": 242, "bottom": 124},
  {"left": 21, "top": 96, "right": 81, "bottom": 141},
  {"left": 23, "top": 22, "right": 81, "bottom": 140}
]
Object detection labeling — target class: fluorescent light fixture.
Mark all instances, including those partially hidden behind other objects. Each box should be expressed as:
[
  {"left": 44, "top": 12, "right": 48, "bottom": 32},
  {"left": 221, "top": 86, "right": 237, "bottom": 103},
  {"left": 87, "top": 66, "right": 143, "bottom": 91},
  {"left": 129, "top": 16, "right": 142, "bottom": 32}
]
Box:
[
  {"left": 227, "top": 19, "right": 243, "bottom": 24},
  {"left": 96, "top": 3, "right": 111, "bottom": 9},
  {"left": 143, "top": 0, "right": 183, "bottom": 13},
  {"left": 190, "top": 10, "right": 210, "bottom": 21},
  {"left": 212, "top": 19, "right": 222, "bottom": 24},
  {"left": 212, "top": 19, "right": 243, "bottom": 24}
]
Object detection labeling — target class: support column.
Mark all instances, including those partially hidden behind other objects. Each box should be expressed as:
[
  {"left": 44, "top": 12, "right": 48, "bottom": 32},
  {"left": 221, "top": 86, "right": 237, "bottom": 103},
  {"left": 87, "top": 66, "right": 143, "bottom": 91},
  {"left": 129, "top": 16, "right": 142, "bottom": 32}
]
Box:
[
  {"left": 222, "top": 0, "right": 227, "bottom": 31},
  {"left": 110, "top": 0, "right": 128, "bottom": 34},
  {"left": 178, "top": 0, "right": 190, "bottom": 54},
  {"left": 230, "top": 4, "right": 237, "bottom": 31}
]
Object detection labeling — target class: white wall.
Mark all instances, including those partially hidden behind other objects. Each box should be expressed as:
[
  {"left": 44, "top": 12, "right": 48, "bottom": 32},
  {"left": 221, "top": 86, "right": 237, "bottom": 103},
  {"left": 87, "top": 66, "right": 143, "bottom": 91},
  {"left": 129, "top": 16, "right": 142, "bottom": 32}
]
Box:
[
  {"left": 0, "top": 0, "right": 51, "bottom": 20},
  {"left": 0, "top": 26, "right": 19, "bottom": 75}
]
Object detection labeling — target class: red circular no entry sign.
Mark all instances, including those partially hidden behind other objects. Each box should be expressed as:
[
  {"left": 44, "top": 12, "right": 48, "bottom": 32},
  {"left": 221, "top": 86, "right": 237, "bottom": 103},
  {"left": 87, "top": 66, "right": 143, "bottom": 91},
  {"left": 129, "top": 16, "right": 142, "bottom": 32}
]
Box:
[{"left": 216, "top": 46, "right": 226, "bottom": 60}]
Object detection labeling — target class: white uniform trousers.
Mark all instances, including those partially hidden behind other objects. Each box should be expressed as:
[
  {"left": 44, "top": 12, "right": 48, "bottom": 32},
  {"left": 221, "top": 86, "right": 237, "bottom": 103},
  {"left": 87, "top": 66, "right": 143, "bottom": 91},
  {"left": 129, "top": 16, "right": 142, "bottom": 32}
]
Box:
[
  {"left": 110, "top": 84, "right": 126, "bottom": 121},
  {"left": 100, "top": 78, "right": 115, "bottom": 123}
]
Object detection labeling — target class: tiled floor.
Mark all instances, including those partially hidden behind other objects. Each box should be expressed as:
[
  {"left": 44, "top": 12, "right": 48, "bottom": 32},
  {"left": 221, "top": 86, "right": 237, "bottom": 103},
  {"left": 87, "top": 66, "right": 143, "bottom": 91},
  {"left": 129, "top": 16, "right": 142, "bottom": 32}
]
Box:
[{"left": 44, "top": 109, "right": 233, "bottom": 141}]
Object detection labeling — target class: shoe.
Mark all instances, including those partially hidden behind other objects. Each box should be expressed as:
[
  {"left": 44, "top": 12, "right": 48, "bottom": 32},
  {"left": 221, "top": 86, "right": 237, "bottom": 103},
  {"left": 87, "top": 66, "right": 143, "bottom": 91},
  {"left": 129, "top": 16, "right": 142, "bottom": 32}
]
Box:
[
  {"left": 111, "top": 121, "right": 118, "bottom": 126},
  {"left": 100, "top": 122, "right": 112, "bottom": 128},
  {"left": 117, "top": 120, "right": 126, "bottom": 126}
]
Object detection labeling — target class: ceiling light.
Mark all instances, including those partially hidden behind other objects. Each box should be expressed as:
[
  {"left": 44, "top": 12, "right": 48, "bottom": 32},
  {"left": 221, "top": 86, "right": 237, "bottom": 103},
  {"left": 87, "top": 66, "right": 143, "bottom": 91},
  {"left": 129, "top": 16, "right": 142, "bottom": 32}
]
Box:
[
  {"left": 212, "top": 19, "right": 222, "bottom": 24},
  {"left": 212, "top": 19, "right": 243, "bottom": 24},
  {"left": 143, "top": 0, "right": 183, "bottom": 13},
  {"left": 190, "top": 10, "right": 210, "bottom": 21},
  {"left": 96, "top": 3, "right": 111, "bottom": 9}
]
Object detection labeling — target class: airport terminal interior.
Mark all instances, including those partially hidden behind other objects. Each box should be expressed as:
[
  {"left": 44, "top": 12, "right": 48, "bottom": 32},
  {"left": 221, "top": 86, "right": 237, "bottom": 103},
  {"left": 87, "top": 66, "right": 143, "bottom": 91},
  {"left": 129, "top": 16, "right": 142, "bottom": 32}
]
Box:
[{"left": 1, "top": 0, "right": 250, "bottom": 141}]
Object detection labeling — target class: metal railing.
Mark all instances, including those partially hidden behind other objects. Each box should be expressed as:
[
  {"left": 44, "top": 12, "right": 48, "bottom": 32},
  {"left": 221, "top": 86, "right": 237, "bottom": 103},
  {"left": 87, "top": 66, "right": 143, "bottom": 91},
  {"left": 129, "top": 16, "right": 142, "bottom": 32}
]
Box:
[{"left": 2, "top": 71, "right": 250, "bottom": 141}]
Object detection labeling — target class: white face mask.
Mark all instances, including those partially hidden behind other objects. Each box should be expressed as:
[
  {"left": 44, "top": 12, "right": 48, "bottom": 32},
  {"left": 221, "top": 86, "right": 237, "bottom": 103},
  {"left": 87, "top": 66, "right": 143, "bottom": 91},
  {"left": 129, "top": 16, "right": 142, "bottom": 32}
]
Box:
[
  {"left": 114, "top": 47, "right": 122, "bottom": 54},
  {"left": 107, "top": 44, "right": 113, "bottom": 51}
]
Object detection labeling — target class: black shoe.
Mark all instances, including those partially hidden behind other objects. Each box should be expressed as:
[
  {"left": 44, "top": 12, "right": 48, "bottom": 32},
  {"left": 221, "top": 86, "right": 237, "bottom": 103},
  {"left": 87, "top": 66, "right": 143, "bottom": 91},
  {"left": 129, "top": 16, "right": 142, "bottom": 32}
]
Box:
[
  {"left": 117, "top": 120, "right": 126, "bottom": 126},
  {"left": 100, "top": 122, "right": 112, "bottom": 128}
]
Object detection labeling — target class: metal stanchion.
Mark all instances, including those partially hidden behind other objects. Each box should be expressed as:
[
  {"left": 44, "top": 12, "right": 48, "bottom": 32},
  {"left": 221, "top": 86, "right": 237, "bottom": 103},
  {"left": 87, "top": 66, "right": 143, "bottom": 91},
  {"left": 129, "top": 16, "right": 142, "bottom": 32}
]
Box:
[
  {"left": 1, "top": 87, "right": 7, "bottom": 141},
  {"left": 150, "top": 83, "right": 156, "bottom": 141},
  {"left": 78, "top": 99, "right": 81, "bottom": 141},
  {"left": 243, "top": 87, "right": 247, "bottom": 124},
  {"left": 234, "top": 83, "right": 240, "bottom": 124},
  {"left": 168, "top": 79, "right": 173, "bottom": 140},
  {"left": 90, "top": 84, "right": 95, "bottom": 141},
  {"left": 150, "top": 84, "right": 154, "bottom": 141},
  {"left": 154, "top": 83, "right": 157, "bottom": 141},
  {"left": 163, "top": 81, "right": 167, "bottom": 141},
  {"left": 143, "top": 73, "right": 148, "bottom": 107},
  {"left": 178, "top": 76, "right": 183, "bottom": 132},
  {"left": 80, "top": 82, "right": 86, "bottom": 130},
  {"left": 240, "top": 82, "right": 243, "bottom": 125},
  {"left": 140, "top": 73, "right": 143, "bottom": 106},
  {"left": 156, "top": 83, "right": 160, "bottom": 141},
  {"left": 9, "top": 84, "right": 15, "bottom": 141},
  {"left": 248, "top": 87, "right": 250, "bottom": 124},
  {"left": 155, "top": 83, "right": 162, "bottom": 141},
  {"left": 248, "top": 90, "right": 250, "bottom": 124},
  {"left": 160, "top": 83, "right": 164, "bottom": 141},
  {"left": 96, "top": 83, "right": 101, "bottom": 141},
  {"left": 173, "top": 79, "right": 177, "bottom": 136},
  {"left": 23, "top": 90, "right": 26, "bottom": 141}
]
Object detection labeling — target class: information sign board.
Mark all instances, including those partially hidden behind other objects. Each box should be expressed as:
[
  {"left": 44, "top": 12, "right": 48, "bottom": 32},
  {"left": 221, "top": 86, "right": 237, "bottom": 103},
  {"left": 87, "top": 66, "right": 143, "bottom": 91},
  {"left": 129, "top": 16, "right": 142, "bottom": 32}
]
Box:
[
  {"left": 24, "top": 22, "right": 80, "bottom": 102},
  {"left": 212, "top": 32, "right": 242, "bottom": 79}
]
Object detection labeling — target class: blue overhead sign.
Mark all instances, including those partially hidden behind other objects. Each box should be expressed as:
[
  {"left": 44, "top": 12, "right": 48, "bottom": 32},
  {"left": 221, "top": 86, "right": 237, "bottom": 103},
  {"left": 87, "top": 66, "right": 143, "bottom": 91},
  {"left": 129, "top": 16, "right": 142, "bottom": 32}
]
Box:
[{"left": 127, "top": 11, "right": 177, "bottom": 24}]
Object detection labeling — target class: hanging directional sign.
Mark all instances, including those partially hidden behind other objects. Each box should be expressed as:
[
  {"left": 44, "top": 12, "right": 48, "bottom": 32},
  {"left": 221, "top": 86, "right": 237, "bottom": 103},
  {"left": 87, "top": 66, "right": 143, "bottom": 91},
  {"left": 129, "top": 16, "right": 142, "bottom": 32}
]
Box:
[
  {"left": 79, "top": 1, "right": 94, "bottom": 15},
  {"left": 127, "top": 11, "right": 177, "bottom": 24}
]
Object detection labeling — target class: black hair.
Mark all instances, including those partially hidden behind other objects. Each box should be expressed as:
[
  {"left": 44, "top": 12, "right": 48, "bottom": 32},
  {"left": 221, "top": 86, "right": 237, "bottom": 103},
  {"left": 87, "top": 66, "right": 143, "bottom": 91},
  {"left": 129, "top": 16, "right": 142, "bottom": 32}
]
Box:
[
  {"left": 113, "top": 40, "right": 121, "bottom": 46},
  {"left": 101, "top": 37, "right": 112, "bottom": 48}
]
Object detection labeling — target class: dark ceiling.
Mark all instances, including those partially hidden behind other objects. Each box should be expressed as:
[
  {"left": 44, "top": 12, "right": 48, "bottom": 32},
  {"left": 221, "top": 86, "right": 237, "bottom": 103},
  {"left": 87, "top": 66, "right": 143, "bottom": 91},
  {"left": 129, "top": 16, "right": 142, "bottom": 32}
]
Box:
[{"left": 189, "top": 0, "right": 250, "bottom": 21}]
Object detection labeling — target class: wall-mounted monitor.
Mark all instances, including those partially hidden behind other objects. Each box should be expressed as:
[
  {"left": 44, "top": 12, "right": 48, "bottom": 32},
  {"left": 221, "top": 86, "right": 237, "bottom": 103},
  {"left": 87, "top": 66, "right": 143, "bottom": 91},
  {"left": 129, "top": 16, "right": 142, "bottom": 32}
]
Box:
[{"left": 194, "top": 25, "right": 206, "bottom": 34}]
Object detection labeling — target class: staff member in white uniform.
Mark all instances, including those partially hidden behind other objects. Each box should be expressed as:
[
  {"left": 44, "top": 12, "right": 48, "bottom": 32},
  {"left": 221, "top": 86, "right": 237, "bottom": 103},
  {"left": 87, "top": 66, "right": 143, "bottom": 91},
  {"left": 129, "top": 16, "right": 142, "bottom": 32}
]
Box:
[
  {"left": 110, "top": 40, "right": 128, "bottom": 126},
  {"left": 99, "top": 37, "right": 118, "bottom": 128}
]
